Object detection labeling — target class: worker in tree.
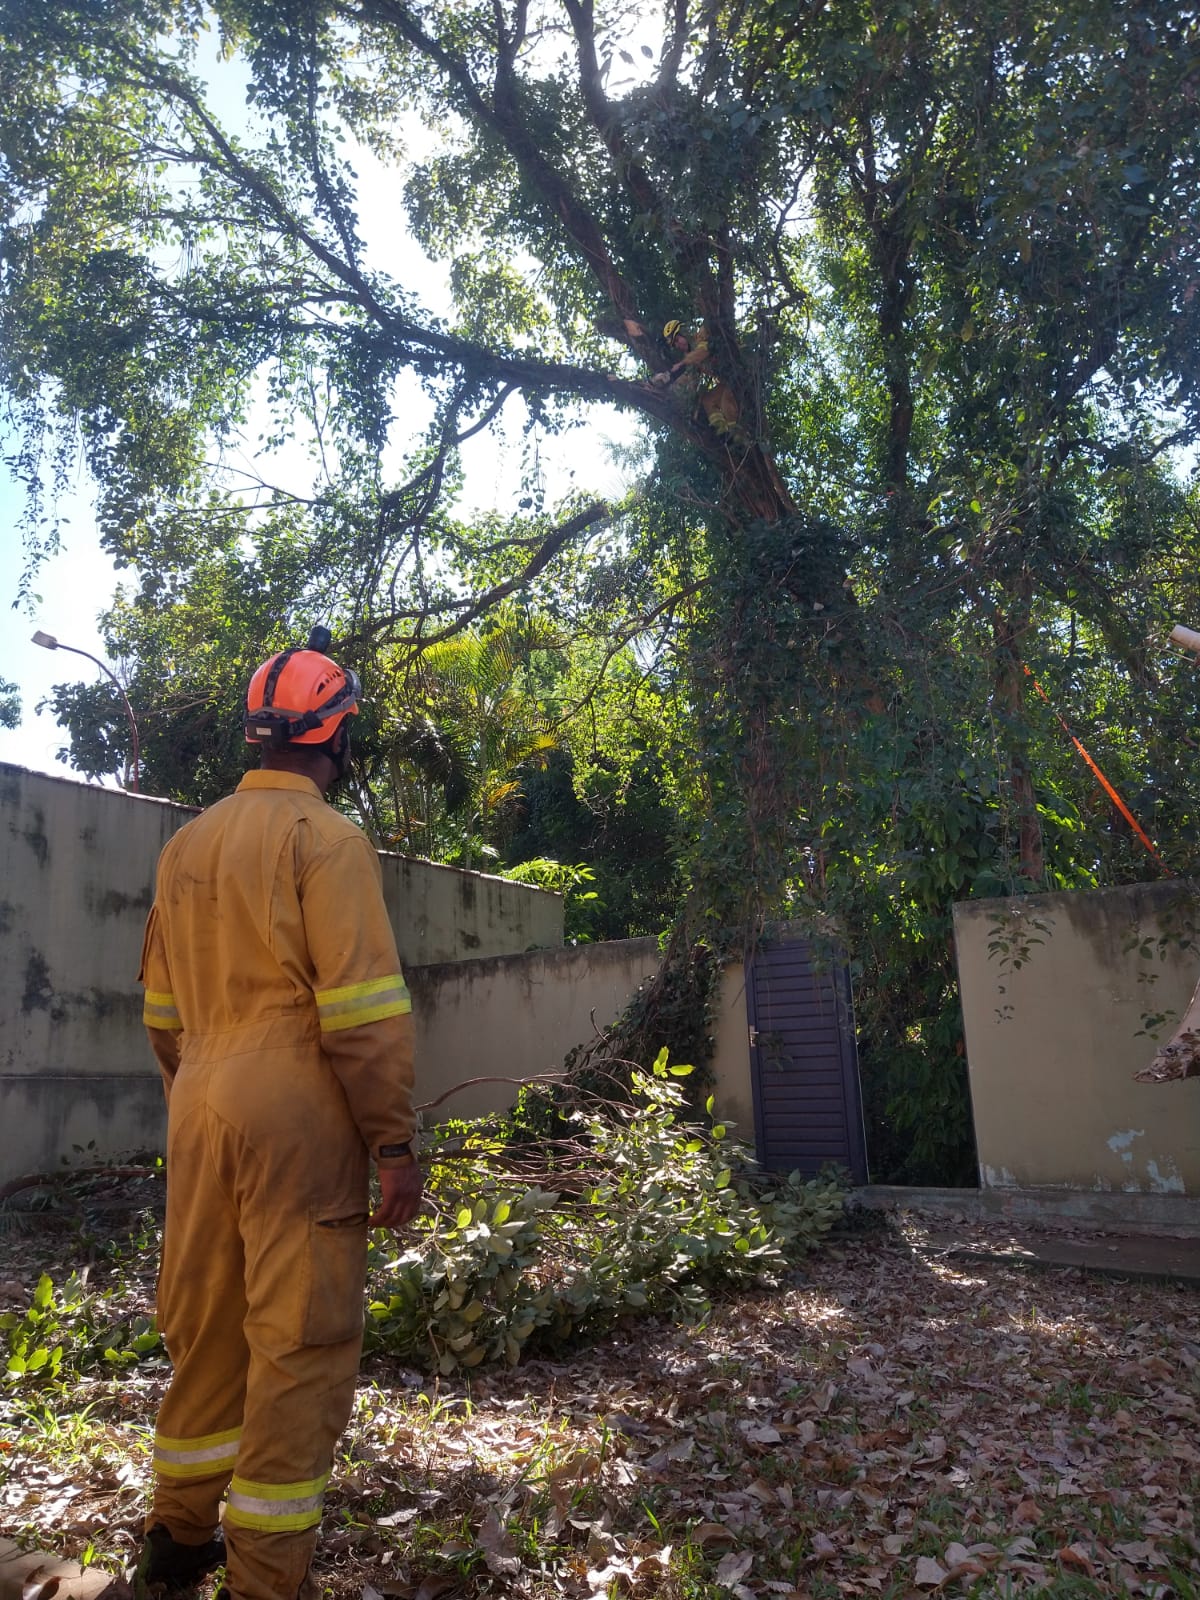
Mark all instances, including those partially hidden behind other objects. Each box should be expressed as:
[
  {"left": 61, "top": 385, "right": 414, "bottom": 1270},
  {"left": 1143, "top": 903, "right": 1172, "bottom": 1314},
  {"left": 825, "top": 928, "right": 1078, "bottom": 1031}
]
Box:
[
  {"left": 135, "top": 631, "right": 422, "bottom": 1600},
  {"left": 653, "top": 319, "right": 740, "bottom": 434}
]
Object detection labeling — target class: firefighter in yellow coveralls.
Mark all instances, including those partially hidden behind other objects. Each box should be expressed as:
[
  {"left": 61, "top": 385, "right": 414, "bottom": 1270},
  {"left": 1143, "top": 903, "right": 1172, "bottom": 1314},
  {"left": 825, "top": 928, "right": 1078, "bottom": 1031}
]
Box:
[{"left": 135, "top": 631, "right": 422, "bottom": 1600}]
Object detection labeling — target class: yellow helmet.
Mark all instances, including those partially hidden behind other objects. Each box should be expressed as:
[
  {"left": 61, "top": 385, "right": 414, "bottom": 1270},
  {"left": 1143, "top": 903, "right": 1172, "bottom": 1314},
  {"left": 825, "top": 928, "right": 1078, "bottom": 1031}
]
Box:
[{"left": 663, "top": 319, "right": 683, "bottom": 341}]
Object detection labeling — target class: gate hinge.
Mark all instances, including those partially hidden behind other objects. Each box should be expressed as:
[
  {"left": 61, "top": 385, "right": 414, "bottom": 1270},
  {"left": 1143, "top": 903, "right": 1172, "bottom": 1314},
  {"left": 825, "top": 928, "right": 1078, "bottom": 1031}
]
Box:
[{"left": 749, "top": 1026, "right": 759, "bottom": 1048}]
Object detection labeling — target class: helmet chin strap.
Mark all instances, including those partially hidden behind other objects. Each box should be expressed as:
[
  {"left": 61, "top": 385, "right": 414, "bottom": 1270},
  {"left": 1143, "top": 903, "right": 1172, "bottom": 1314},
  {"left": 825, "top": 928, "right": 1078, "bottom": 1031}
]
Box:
[{"left": 329, "top": 723, "right": 352, "bottom": 782}]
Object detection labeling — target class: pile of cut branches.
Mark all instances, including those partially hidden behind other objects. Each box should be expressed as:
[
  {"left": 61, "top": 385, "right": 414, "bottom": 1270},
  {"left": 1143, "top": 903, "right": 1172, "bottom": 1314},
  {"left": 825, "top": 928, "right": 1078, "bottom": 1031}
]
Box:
[{"left": 368, "top": 1053, "right": 844, "bottom": 1374}]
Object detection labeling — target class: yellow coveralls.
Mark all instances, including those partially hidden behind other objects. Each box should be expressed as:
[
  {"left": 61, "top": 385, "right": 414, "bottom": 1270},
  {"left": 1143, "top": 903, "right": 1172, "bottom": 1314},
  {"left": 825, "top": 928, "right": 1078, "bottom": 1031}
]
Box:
[{"left": 139, "top": 770, "right": 416, "bottom": 1600}]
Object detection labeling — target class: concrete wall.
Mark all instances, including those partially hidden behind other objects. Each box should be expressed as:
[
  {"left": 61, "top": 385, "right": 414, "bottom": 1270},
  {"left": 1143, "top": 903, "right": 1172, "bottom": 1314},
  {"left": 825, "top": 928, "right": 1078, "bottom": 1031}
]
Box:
[
  {"left": 376, "top": 852, "right": 563, "bottom": 966},
  {"left": 414, "top": 945, "right": 753, "bottom": 1142},
  {"left": 954, "top": 881, "right": 1200, "bottom": 1195},
  {"left": 710, "top": 962, "right": 753, "bottom": 1142},
  {"left": 0, "top": 763, "right": 561, "bottom": 1182},
  {"left": 408, "top": 938, "right": 662, "bottom": 1120},
  {"left": 410, "top": 943, "right": 755, "bottom": 1135}
]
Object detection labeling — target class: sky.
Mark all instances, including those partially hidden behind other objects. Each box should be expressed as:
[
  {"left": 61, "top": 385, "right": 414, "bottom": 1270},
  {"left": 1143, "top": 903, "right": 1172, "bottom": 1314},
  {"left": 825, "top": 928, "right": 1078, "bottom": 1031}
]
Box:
[{"left": 0, "top": 27, "right": 642, "bottom": 785}]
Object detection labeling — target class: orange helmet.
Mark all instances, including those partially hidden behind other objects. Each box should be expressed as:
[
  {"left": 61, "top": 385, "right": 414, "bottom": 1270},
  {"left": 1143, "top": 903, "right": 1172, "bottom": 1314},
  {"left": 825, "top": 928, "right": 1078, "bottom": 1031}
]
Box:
[{"left": 244, "top": 640, "right": 360, "bottom": 749}]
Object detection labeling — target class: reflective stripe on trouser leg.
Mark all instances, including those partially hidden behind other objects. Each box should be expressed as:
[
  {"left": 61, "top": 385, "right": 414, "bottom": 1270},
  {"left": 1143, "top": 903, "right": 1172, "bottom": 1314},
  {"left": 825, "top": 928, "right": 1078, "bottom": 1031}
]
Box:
[
  {"left": 225, "top": 1473, "right": 329, "bottom": 1532},
  {"left": 154, "top": 1426, "right": 241, "bottom": 1479},
  {"left": 219, "top": 1055, "right": 369, "bottom": 1600}
]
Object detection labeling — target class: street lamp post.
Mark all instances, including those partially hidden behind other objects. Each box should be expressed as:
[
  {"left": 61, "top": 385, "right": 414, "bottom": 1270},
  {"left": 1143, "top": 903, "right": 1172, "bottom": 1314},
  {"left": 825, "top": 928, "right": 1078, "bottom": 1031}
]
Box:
[{"left": 31, "top": 631, "right": 141, "bottom": 794}]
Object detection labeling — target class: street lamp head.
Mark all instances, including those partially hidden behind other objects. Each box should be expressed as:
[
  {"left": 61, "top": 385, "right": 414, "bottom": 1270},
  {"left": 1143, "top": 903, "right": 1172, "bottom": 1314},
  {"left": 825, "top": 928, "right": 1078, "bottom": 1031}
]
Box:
[{"left": 27, "top": 629, "right": 141, "bottom": 792}]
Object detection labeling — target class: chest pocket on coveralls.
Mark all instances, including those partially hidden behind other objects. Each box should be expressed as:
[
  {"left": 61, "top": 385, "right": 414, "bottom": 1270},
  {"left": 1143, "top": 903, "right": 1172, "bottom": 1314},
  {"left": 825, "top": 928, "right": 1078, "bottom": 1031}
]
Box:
[{"left": 304, "top": 1209, "right": 370, "bottom": 1345}]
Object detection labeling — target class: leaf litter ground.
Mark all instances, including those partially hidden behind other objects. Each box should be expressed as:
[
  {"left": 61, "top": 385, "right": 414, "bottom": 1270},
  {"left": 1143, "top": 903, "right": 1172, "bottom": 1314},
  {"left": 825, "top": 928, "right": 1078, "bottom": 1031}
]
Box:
[{"left": 2, "top": 1208, "right": 1197, "bottom": 1600}]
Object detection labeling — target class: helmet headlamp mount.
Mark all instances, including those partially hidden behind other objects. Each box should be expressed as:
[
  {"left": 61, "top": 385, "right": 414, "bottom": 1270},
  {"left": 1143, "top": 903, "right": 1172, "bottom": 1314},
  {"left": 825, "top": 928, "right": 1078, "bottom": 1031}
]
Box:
[{"left": 244, "top": 627, "right": 360, "bottom": 750}]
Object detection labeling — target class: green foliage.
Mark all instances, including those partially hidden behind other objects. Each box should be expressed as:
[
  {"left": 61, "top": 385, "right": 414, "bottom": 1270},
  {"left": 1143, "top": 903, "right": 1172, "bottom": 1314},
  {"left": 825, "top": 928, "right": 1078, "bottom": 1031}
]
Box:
[
  {"left": 0, "top": 677, "right": 19, "bottom": 730},
  {"left": 365, "top": 1186, "right": 557, "bottom": 1376},
  {"left": 503, "top": 747, "right": 681, "bottom": 941},
  {"left": 1, "top": 1272, "right": 162, "bottom": 1389},
  {"left": 499, "top": 857, "right": 600, "bottom": 942},
  {"left": 365, "top": 1057, "right": 843, "bottom": 1374},
  {"left": 368, "top": 613, "right": 562, "bottom": 864},
  {"left": 1, "top": 1072, "right": 842, "bottom": 1389}
]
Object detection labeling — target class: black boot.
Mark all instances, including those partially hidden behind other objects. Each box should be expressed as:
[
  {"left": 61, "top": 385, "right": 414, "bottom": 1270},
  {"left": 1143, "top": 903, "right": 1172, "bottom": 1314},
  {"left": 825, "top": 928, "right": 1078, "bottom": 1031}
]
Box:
[{"left": 135, "top": 1524, "right": 225, "bottom": 1593}]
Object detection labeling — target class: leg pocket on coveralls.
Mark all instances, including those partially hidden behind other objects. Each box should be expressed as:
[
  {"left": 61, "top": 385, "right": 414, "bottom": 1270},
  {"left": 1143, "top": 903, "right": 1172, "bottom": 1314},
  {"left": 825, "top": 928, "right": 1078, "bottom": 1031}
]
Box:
[{"left": 303, "top": 1209, "right": 369, "bottom": 1345}]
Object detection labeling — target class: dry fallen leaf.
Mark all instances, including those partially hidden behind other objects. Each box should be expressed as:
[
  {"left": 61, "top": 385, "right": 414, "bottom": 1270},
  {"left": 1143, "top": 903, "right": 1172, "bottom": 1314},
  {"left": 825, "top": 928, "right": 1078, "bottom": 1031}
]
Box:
[
  {"left": 691, "top": 1524, "right": 737, "bottom": 1546},
  {"left": 476, "top": 1506, "right": 521, "bottom": 1576},
  {"left": 0, "top": 1549, "right": 131, "bottom": 1600},
  {"left": 412, "top": 1580, "right": 458, "bottom": 1600},
  {"left": 1111, "top": 1540, "right": 1167, "bottom": 1567},
  {"left": 1056, "top": 1545, "right": 1095, "bottom": 1575},
  {"left": 373, "top": 1508, "right": 418, "bottom": 1528},
  {"left": 715, "top": 1550, "right": 754, "bottom": 1588},
  {"left": 913, "top": 1555, "right": 948, "bottom": 1588}
]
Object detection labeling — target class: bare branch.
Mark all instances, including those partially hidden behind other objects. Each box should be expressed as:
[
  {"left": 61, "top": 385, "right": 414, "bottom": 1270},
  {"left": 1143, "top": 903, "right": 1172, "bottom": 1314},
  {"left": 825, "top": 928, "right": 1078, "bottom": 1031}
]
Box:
[
  {"left": 416, "top": 1071, "right": 563, "bottom": 1114},
  {"left": 562, "top": 0, "right": 664, "bottom": 218},
  {"left": 356, "top": 499, "right": 612, "bottom": 647}
]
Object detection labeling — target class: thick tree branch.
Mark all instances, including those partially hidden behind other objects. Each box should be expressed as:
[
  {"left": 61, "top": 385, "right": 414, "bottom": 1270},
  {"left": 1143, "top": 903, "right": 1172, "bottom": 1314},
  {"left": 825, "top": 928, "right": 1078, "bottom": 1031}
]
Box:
[
  {"left": 350, "top": 0, "right": 664, "bottom": 375},
  {"left": 656, "top": 0, "right": 691, "bottom": 93},
  {"left": 562, "top": 0, "right": 664, "bottom": 218},
  {"left": 356, "top": 500, "right": 612, "bottom": 648}
]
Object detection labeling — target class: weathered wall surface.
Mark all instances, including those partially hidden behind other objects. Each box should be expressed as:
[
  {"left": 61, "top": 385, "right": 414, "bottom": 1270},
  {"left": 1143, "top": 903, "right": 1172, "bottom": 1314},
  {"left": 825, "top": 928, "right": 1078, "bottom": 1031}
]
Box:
[
  {"left": 954, "top": 881, "right": 1200, "bottom": 1195},
  {"left": 710, "top": 963, "right": 753, "bottom": 1143},
  {"left": 377, "top": 853, "right": 563, "bottom": 967},
  {"left": 0, "top": 763, "right": 561, "bottom": 1181},
  {"left": 0, "top": 765, "right": 181, "bottom": 1185},
  {"left": 407, "top": 939, "right": 662, "bottom": 1120},
  {"left": 410, "top": 943, "right": 757, "bottom": 1136}
]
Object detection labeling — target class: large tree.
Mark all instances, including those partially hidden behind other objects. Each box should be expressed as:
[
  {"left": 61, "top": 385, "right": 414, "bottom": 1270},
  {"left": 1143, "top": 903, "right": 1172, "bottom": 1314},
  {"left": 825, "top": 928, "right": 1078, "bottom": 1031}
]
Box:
[{"left": 4, "top": 0, "right": 1200, "bottom": 1175}]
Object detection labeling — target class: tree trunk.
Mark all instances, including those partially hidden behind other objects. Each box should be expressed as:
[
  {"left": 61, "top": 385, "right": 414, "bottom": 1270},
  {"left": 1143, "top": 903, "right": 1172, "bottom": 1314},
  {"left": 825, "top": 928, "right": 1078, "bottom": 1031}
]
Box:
[{"left": 994, "top": 581, "right": 1044, "bottom": 884}]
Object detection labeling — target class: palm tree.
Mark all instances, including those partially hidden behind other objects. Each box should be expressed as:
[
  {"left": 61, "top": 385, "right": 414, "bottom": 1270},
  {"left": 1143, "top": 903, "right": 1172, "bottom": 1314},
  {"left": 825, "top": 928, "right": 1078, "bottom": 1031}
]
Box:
[{"left": 378, "top": 613, "right": 559, "bottom": 866}]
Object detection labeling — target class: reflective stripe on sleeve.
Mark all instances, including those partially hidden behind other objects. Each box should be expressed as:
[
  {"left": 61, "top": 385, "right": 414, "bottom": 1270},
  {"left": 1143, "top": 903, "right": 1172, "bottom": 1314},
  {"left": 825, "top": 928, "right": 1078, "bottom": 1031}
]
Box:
[
  {"left": 225, "top": 1472, "right": 330, "bottom": 1532},
  {"left": 315, "top": 974, "right": 411, "bottom": 1033},
  {"left": 153, "top": 1425, "right": 241, "bottom": 1478},
  {"left": 143, "top": 991, "right": 182, "bottom": 1030}
]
